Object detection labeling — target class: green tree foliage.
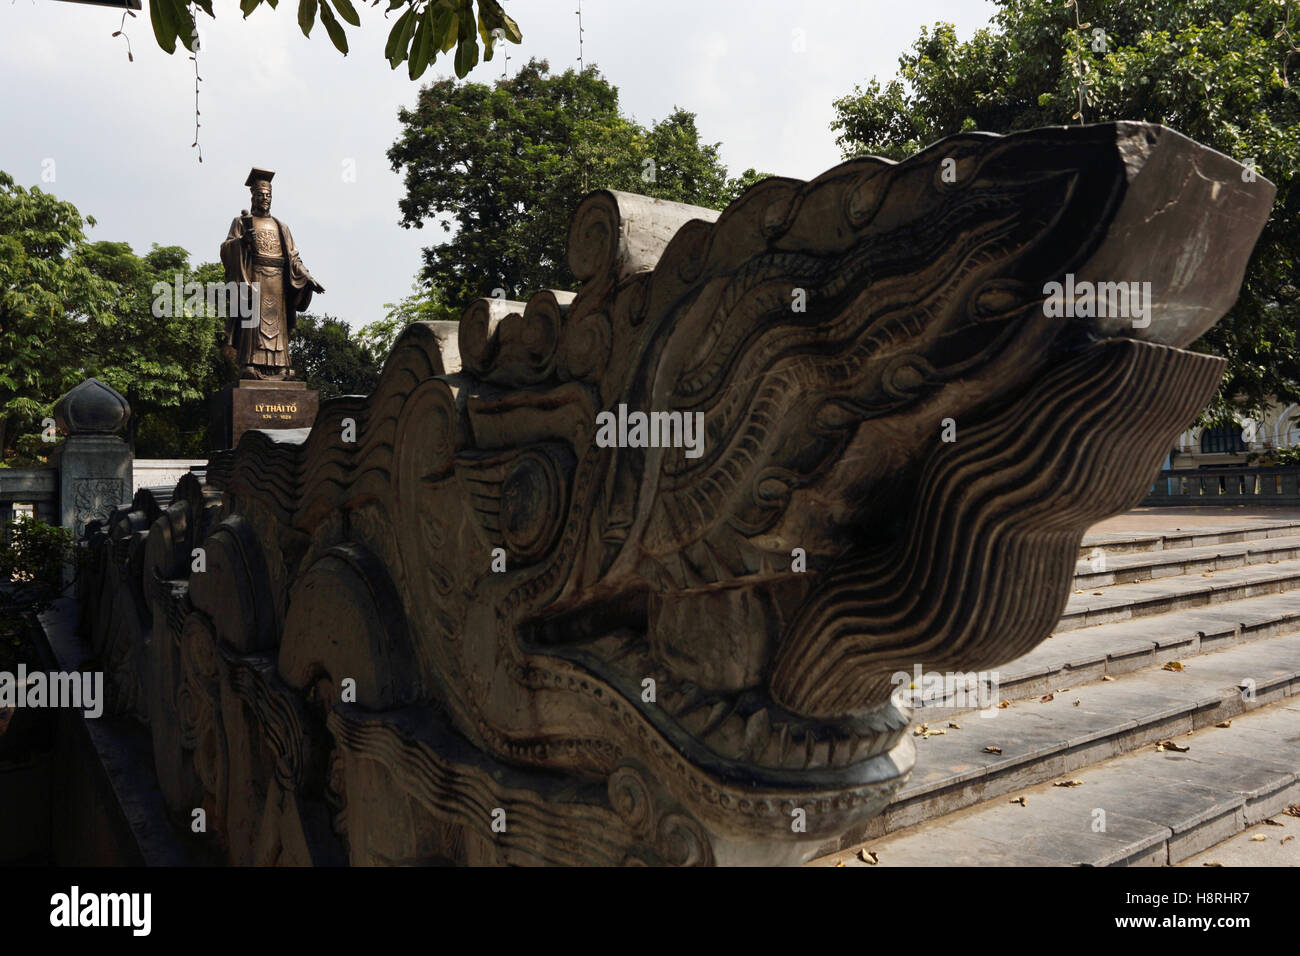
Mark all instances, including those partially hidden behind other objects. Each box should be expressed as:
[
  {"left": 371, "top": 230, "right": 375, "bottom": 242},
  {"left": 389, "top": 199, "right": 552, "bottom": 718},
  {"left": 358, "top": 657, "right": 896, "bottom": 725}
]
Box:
[
  {"left": 0, "top": 518, "right": 75, "bottom": 657},
  {"left": 136, "top": 259, "right": 234, "bottom": 458},
  {"left": 830, "top": 0, "right": 1300, "bottom": 422},
  {"left": 359, "top": 279, "right": 460, "bottom": 364},
  {"left": 388, "top": 59, "right": 764, "bottom": 308},
  {"left": 290, "top": 314, "right": 382, "bottom": 399},
  {"left": 0, "top": 173, "right": 116, "bottom": 461},
  {"left": 146, "top": 0, "right": 520, "bottom": 79},
  {"left": 0, "top": 171, "right": 224, "bottom": 462},
  {"left": 77, "top": 243, "right": 225, "bottom": 452},
  {"left": 726, "top": 167, "right": 771, "bottom": 200}
]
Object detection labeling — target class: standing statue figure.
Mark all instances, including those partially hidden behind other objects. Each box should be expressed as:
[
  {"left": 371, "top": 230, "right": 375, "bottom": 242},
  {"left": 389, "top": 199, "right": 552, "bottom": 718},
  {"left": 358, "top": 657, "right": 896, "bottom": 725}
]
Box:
[{"left": 219, "top": 168, "right": 325, "bottom": 380}]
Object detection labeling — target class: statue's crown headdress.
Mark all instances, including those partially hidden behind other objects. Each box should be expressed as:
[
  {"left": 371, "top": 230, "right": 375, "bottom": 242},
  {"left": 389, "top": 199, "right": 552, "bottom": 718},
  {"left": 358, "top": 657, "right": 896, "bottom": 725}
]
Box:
[{"left": 245, "top": 167, "right": 275, "bottom": 189}]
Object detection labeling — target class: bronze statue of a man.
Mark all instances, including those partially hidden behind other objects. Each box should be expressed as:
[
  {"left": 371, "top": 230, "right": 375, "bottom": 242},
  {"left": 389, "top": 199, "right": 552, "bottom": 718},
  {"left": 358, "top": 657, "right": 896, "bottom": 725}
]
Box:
[{"left": 220, "top": 168, "right": 325, "bottom": 380}]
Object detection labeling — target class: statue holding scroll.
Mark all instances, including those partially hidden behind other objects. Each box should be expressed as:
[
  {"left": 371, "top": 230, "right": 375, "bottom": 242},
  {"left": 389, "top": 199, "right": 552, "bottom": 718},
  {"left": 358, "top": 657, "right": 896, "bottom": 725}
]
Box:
[{"left": 219, "top": 168, "right": 325, "bottom": 380}]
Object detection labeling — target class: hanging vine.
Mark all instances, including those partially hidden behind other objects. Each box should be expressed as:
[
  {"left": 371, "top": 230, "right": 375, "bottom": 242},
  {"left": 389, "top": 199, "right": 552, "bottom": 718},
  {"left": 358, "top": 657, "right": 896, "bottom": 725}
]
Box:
[
  {"left": 189, "top": 23, "right": 203, "bottom": 164},
  {"left": 111, "top": 6, "right": 137, "bottom": 62},
  {"left": 1064, "top": 0, "right": 1099, "bottom": 124}
]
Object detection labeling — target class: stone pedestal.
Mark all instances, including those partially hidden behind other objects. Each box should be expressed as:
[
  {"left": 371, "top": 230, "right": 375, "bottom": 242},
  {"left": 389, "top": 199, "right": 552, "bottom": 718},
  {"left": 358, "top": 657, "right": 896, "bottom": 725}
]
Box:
[
  {"left": 50, "top": 436, "right": 132, "bottom": 537},
  {"left": 50, "top": 378, "right": 133, "bottom": 538},
  {"left": 210, "top": 381, "right": 319, "bottom": 451}
]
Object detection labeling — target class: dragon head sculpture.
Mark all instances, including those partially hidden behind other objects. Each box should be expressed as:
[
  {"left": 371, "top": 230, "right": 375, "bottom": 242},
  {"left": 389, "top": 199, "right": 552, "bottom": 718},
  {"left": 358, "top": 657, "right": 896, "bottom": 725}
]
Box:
[{"left": 91, "top": 122, "right": 1272, "bottom": 865}]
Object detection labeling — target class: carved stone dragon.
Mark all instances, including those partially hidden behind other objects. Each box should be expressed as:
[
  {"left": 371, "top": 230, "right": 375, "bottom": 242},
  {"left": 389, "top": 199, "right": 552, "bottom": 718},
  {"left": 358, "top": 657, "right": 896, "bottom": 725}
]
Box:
[{"left": 81, "top": 122, "right": 1273, "bottom": 865}]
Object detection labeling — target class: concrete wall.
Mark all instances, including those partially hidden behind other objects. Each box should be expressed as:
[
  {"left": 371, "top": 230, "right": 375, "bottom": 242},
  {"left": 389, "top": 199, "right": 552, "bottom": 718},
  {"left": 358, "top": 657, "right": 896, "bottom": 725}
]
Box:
[
  {"left": 0, "top": 468, "right": 58, "bottom": 527},
  {"left": 132, "top": 459, "right": 207, "bottom": 495}
]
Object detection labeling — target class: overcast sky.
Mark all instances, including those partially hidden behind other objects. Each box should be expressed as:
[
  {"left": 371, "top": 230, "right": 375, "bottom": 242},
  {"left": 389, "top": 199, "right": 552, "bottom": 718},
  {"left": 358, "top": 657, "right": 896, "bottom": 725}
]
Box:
[{"left": 1, "top": 0, "right": 995, "bottom": 329}]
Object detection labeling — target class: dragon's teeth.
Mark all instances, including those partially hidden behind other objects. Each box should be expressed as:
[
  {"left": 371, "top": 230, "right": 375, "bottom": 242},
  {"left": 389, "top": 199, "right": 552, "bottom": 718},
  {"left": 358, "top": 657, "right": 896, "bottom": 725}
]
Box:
[
  {"left": 850, "top": 732, "right": 876, "bottom": 762},
  {"left": 701, "top": 700, "right": 731, "bottom": 736},
  {"left": 704, "top": 712, "right": 747, "bottom": 756},
  {"left": 778, "top": 724, "right": 792, "bottom": 765},
  {"left": 759, "top": 724, "right": 785, "bottom": 766},
  {"left": 807, "top": 737, "right": 830, "bottom": 770},
  {"left": 742, "top": 708, "right": 770, "bottom": 759}
]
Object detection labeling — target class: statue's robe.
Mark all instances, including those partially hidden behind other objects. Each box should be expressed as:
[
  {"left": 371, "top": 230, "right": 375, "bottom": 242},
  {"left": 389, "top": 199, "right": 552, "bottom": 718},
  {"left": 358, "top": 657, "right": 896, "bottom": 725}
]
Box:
[{"left": 219, "top": 215, "right": 316, "bottom": 372}]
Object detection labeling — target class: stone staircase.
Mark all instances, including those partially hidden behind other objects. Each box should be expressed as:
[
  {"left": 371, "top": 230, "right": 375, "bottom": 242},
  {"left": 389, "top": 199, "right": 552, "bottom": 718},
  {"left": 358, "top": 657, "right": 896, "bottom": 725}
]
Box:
[{"left": 810, "top": 519, "right": 1300, "bottom": 866}]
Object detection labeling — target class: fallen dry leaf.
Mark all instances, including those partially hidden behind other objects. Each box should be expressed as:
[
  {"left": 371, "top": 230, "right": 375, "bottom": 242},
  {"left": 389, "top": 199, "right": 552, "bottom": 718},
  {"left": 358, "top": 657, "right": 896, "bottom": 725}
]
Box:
[
  {"left": 1092, "top": 591, "right": 1103, "bottom": 596},
  {"left": 998, "top": 700, "right": 1013, "bottom": 709},
  {"left": 1283, "top": 805, "right": 1300, "bottom": 818},
  {"left": 1250, "top": 834, "right": 1268, "bottom": 842},
  {"left": 1054, "top": 779, "right": 1085, "bottom": 788},
  {"left": 1011, "top": 796, "right": 1027, "bottom": 806},
  {"left": 1202, "top": 861, "right": 1223, "bottom": 867},
  {"left": 1102, "top": 676, "right": 1115, "bottom": 682},
  {"left": 834, "top": 860, "right": 845, "bottom": 867},
  {"left": 948, "top": 721, "right": 961, "bottom": 729},
  {"left": 1073, "top": 700, "right": 1081, "bottom": 707},
  {"left": 859, "top": 849, "right": 878, "bottom": 865},
  {"left": 983, "top": 745, "right": 1003, "bottom": 755},
  {"left": 1040, "top": 693, "right": 1055, "bottom": 703},
  {"left": 1162, "top": 661, "right": 1185, "bottom": 672},
  {"left": 1263, "top": 819, "right": 1285, "bottom": 827},
  {"left": 1215, "top": 721, "right": 1232, "bottom": 728},
  {"left": 1282, "top": 836, "right": 1295, "bottom": 846},
  {"left": 1156, "top": 740, "right": 1190, "bottom": 753}
]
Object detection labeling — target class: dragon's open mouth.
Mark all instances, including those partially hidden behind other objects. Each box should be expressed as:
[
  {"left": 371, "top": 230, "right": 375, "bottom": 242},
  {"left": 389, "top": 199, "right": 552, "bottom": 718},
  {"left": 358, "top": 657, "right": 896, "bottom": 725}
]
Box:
[{"left": 519, "top": 621, "right": 912, "bottom": 788}]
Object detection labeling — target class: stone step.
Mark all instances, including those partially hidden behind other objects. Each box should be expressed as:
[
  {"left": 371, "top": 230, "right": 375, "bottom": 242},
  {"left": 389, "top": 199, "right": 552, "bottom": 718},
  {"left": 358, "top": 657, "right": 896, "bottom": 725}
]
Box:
[
  {"left": 1073, "top": 535, "right": 1300, "bottom": 589},
  {"left": 908, "top": 591, "right": 1300, "bottom": 719},
  {"left": 1058, "top": 556, "right": 1300, "bottom": 632},
  {"left": 815, "top": 629, "right": 1300, "bottom": 858},
  {"left": 1078, "top": 520, "right": 1300, "bottom": 559},
  {"left": 1176, "top": 803, "right": 1300, "bottom": 866},
  {"left": 812, "top": 698, "right": 1300, "bottom": 867}
]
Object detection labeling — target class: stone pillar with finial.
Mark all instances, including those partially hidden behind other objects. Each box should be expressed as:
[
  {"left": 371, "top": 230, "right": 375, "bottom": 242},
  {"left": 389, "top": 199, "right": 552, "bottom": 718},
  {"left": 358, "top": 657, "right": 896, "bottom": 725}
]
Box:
[{"left": 49, "top": 378, "right": 133, "bottom": 537}]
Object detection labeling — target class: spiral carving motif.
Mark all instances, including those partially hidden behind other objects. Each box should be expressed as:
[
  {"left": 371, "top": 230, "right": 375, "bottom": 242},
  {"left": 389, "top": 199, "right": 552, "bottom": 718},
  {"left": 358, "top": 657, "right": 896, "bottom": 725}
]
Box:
[
  {"left": 567, "top": 191, "right": 622, "bottom": 282},
  {"left": 500, "top": 449, "right": 567, "bottom": 564},
  {"left": 607, "top": 764, "right": 654, "bottom": 836},
  {"left": 656, "top": 812, "right": 715, "bottom": 867}
]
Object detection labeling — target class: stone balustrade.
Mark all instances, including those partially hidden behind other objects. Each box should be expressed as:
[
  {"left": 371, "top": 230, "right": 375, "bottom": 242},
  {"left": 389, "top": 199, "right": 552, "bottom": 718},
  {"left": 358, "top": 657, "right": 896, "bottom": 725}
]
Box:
[{"left": 1145, "top": 466, "right": 1300, "bottom": 506}]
